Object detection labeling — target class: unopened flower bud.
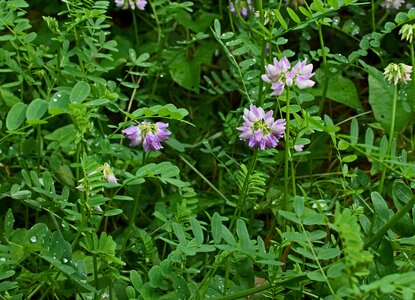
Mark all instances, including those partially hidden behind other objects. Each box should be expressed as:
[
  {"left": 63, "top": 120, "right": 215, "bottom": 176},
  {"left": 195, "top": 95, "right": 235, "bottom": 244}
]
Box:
[{"left": 384, "top": 63, "right": 412, "bottom": 85}]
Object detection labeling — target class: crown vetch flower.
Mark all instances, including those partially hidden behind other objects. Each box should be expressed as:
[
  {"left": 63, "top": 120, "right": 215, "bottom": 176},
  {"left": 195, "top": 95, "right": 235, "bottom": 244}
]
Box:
[
  {"left": 384, "top": 63, "right": 412, "bottom": 85},
  {"left": 102, "top": 163, "right": 118, "bottom": 183},
  {"left": 261, "top": 57, "right": 315, "bottom": 96},
  {"left": 122, "top": 121, "right": 171, "bottom": 151},
  {"left": 115, "top": 0, "right": 147, "bottom": 10},
  {"left": 237, "top": 105, "right": 286, "bottom": 150}
]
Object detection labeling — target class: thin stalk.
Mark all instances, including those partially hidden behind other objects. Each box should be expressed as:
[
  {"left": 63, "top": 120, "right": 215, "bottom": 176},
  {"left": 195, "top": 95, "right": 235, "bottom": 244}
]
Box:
[
  {"left": 282, "top": 89, "right": 291, "bottom": 212},
  {"left": 317, "top": 24, "right": 329, "bottom": 116},
  {"left": 256, "top": 0, "right": 266, "bottom": 106},
  {"left": 179, "top": 155, "right": 231, "bottom": 204},
  {"left": 132, "top": 11, "right": 139, "bottom": 47},
  {"left": 93, "top": 254, "right": 98, "bottom": 300},
  {"left": 378, "top": 84, "right": 398, "bottom": 193},
  {"left": 411, "top": 41, "right": 415, "bottom": 154},
  {"left": 364, "top": 195, "right": 415, "bottom": 249},
  {"left": 371, "top": 0, "right": 376, "bottom": 32},
  {"left": 230, "top": 150, "right": 258, "bottom": 232}
]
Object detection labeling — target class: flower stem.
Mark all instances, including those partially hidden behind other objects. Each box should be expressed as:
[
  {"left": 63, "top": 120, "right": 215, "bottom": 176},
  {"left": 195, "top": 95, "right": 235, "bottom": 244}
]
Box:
[
  {"left": 317, "top": 23, "right": 329, "bottom": 116},
  {"left": 256, "top": 0, "right": 265, "bottom": 107},
  {"left": 378, "top": 84, "right": 397, "bottom": 193},
  {"left": 282, "top": 89, "right": 291, "bottom": 213},
  {"left": 230, "top": 150, "right": 258, "bottom": 232}
]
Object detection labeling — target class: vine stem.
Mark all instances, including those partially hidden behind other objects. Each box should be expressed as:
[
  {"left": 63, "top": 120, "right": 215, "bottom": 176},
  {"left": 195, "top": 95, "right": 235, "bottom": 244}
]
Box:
[
  {"left": 378, "top": 84, "right": 398, "bottom": 193},
  {"left": 256, "top": 0, "right": 265, "bottom": 107}
]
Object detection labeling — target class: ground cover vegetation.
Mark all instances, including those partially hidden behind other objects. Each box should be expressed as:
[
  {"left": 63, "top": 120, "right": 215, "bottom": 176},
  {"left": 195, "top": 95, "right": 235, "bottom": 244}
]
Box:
[{"left": 1, "top": 0, "right": 415, "bottom": 299}]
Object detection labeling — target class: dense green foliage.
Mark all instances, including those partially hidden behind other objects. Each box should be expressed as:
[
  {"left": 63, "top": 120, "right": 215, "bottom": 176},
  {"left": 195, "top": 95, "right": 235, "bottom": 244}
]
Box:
[{"left": 1, "top": 0, "right": 415, "bottom": 299}]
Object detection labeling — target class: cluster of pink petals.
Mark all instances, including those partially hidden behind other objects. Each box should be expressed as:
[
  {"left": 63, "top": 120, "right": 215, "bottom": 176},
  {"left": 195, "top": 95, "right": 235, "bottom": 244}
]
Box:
[
  {"left": 381, "top": 0, "right": 405, "bottom": 9},
  {"left": 122, "top": 121, "right": 171, "bottom": 152},
  {"left": 261, "top": 56, "right": 315, "bottom": 96},
  {"left": 115, "top": 0, "right": 147, "bottom": 10},
  {"left": 237, "top": 105, "right": 286, "bottom": 150}
]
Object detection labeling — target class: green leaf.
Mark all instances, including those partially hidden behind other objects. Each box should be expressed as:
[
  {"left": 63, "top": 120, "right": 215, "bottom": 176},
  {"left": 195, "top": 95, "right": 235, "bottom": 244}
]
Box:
[
  {"left": 172, "top": 222, "right": 187, "bottom": 244},
  {"left": 286, "top": 7, "right": 301, "bottom": 23},
  {"left": 236, "top": 219, "right": 251, "bottom": 249},
  {"left": 313, "top": 72, "right": 362, "bottom": 110},
  {"left": 4, "top": 209, "right": 14, "bottom": 239},
  {"left": 49, "top": 91, "right": 70, "bottom": 115},
  {"left": 366, "top": 64, "right": 411, "bottom": 132},
  {"left": 350, "top": 118, "right": 359, "bottom": 144},
  {"left": 294, "top": 196, "right": 304, "bottom": 217},
  {"left": 317, "top": 248, "right": 341, "bottom": 260},
  {"left": 26, "top": 99, "right": 48, "bottom": 124},
  {"left": 6, "top": 102, "right": 27, "bottom": 130},
  {"left": 275, "top": 10, "right": 288, "bottom": 30},
  {"left": 148, "top": 266, "right": 163, "bottom": 288},
  {"left": 211, "top": 212, "right": 222, "bottom": 244},
  {"left": 70, "top": 81, "right": 90, "bottom": 104},
  {"left": 190, "top": 217, "right": 204, "bottom": 244},
  {"left": 279, "top": 210, "right": 301, "bottom": 224}
]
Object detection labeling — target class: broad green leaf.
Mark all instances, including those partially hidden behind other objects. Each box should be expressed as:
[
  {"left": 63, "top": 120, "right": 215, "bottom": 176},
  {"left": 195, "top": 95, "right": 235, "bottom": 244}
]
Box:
[
  {"left": 49, "top": 91, "right": 70, "bottom": 115},
  {"left": 0, "top": 88, "right": 20, "bottom": 107},
  {"left": 317, "top": 248, "right": 340, "bottom": 260},
  {"left": 26, "top": 99, "right": 48, "bottom": 124},
  {"left": 70, "top": 81, "right": 90, "bottom": 104},
  {"left": 313, "top": 72, "right": 362, "bottom": 110},
  {"left": 148, "top": 266, "right": 163, "bottom": 288},
  {"left": 279, "top": 210, "right": 301, "bottom": 224},
  {"left": 190, "top": 217, "right": 204, "bottom": 244},
  {"left": 172, "top": 222, "right": 187, "bottom": 244},
  {"left": 236, "top": 219, "right": 251, "bottom": 249},
  {"left": 366, "top": 64, "right": 411, "bottom": 132},
  {"left": 6, "top": 102, "right": 27, "bottom": 130},
  {"left": 294, "top": 196, "right": 304, "bottom": 217},
  {"left": 211, "top": 212, "right": 222, "bottom": 244}
]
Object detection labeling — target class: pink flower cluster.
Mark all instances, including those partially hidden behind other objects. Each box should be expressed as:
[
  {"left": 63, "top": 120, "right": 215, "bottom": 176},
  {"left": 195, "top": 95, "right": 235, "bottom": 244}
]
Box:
[
  {"left": 237, "top": 105, "right": 286, "bottom": 150},
  {"left": 261, "top": 56, "right": 315, "bottom": 96},
  {"left": 122, "top": 121, "right": 171, "bottom": 152},
  {"left": 115, "top": 0, "right": 147, "bottom": 10}
]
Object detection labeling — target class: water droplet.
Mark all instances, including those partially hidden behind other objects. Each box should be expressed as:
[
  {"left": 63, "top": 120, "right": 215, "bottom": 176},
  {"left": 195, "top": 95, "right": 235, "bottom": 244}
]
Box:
[
  {"left": 53, "top": 256, "right": 57, "bottom": 259},
  {"left": 160, "top": 74, "right": 164, "bottom": 78},
  {"left": 0, "top": 257, "right": 6, "bottom": 262},
  {"left": 57, "top": 93, "right": 61, "bottom": 97},
  {"left": 30, "top": 236, "right": 37, "bottom": 243},
  {"left": 61, "top": 223, "right": 66, "bottom": 228},
  {"left": 63, "top": 258, "right": 68, "bottom": 263},
  {"left": 52, "top": 98, "right": 58, "bottom": 102}
]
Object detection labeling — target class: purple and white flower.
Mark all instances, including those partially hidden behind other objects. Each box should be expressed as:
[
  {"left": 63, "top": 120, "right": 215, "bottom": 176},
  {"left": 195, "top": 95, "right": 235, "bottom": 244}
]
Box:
[
  {"left": 122, "top": 121, "right": 171, "bottom": 151},
  {"left": 261, "top": 56, "right": 315, "bottom": 96},
  {"left": 115, "top": 0, "right": 147, "bottom": 10},
  {"left": 237, "top": 105, "right": 286, "bottom": 150}
]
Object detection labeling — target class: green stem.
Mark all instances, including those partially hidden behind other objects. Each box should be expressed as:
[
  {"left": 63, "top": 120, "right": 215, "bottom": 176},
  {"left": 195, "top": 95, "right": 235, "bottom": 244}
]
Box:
[
  {"left": 256, "top": 0, "right": 265, "bottom": 107},
  {"left": 282, "top": 89, "right": 291, "bottom": 213},
  {"left": 93, "top": 254, "right": 98, "bottom": 300},
  {"left": 364, "top": 195, "right": 415, "bottom": 249},
  {"left": 230, "top": 150, "right": 258, "bottom": 232},
  {"left": 378, "top": 84, "right": 398, "bottom": 193},
  {"left": 132, "top": 11, "right": 139, "bottom": 47},
  {"left": 371, "top": 0, "right": 376, "bottom": 32},
  {"left": 317, "top": 24, "right": 328, "bottom": 116},
  {"left": 179, "top": 155, "right": 231, "bottom": 204}
]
